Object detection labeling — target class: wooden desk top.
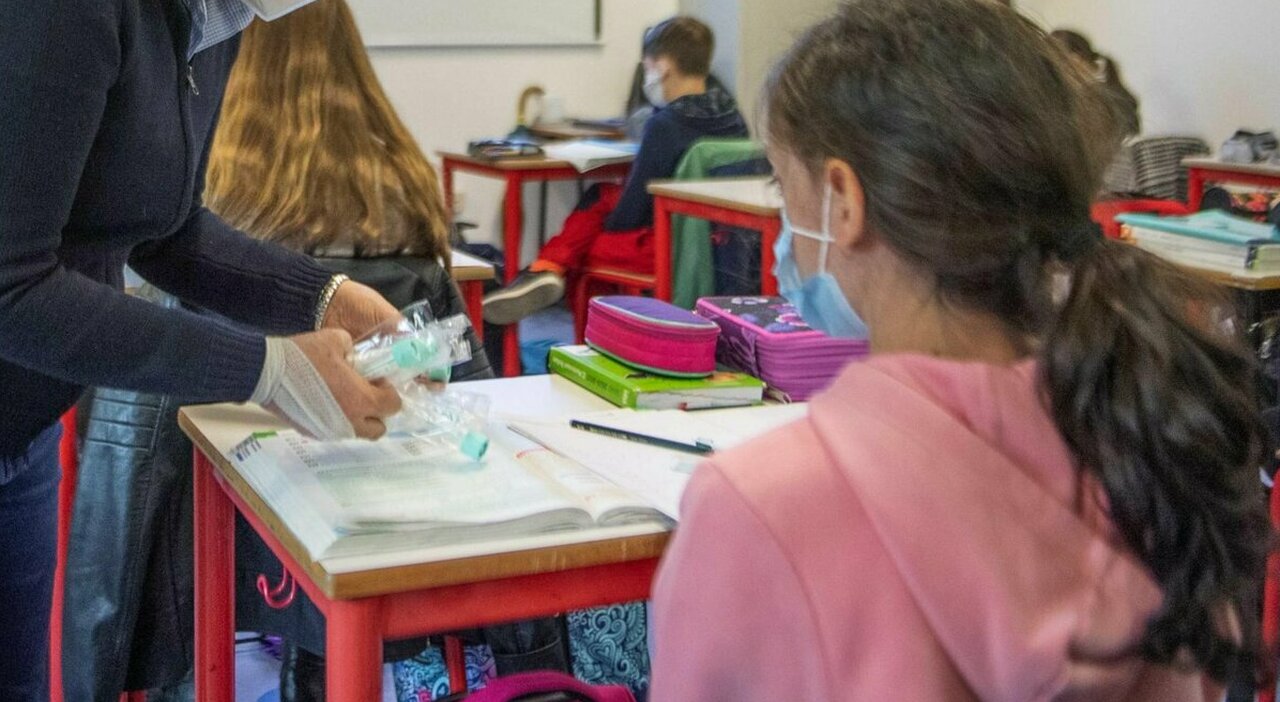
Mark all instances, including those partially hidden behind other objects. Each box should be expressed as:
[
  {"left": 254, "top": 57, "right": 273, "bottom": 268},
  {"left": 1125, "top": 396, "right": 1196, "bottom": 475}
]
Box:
[
  {"left": 528, "top": 122, "right": 626, "bottom": 142},
  {"left": 1191, "top": 266, "right": 1280, "bottom": 292},
  {"left": 450, "top": 250, "right": 495, "bottom": 282},
  {"left": 179, "top": 375, "right": 670, "bottom": 600},
  {"left": 647, "top": 176, "right": 783, "bottom": 216},
  {"left": 437, "top": 151, "right": 633, "bottom": 173},
  {"left": 1183, "top": 157, "right": 1280, "bottom": 178},
  {"left": 1122, "top": 237, "right": 1280, "bottom": 291}
]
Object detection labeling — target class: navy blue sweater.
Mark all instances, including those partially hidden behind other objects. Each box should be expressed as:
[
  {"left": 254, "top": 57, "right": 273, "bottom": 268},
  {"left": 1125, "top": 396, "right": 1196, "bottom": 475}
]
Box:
[
  {"left": 604, "top": 87, "right": 748, "bottom": 232},
  {"left": 0, "top": 0, "right": 333, "bottom": 458}
]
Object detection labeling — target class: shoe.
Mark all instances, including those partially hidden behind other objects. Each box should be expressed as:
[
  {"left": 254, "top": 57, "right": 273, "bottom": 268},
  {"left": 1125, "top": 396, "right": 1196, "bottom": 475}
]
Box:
[{"left": 483, "top": 270, "right": 566, "bottom": 325}]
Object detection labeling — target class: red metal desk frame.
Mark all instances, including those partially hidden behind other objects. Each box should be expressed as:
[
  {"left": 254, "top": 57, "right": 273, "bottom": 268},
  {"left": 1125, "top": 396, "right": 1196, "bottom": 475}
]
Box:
[
  {"left": 192, "top": 447, "right": 662, "bottom": 701},
  {"left": 438, "top": 154, "right": 632, "bottom": 377},
  {"left": 651, "top": 195, "right": 781, "bottom": 302}
]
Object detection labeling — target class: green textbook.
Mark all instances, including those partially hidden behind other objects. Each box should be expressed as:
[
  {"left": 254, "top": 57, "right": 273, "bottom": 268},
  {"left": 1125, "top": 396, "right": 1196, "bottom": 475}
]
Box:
[{"left": 548, "top": 345, "right": 764, "bottom": 410}]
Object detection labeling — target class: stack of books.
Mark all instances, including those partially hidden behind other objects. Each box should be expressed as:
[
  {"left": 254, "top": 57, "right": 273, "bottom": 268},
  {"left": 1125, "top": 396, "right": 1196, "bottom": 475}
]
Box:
[
  {"left": 548, "top": 345, "right": 764, "bottom": 410},
  {"left": 695, "top": 297, "right": 868, "bottom": 401},
  {"left": 1118, "top": 210, "right": 1280, "bottom": 274}
]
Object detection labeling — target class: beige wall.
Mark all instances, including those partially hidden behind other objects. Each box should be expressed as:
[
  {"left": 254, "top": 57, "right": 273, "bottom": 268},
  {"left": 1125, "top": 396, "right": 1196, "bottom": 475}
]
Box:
[
  {"left": 681, "top": 0, "right": 838, "bottom": 129},
  {"left": 1018, "top": 0, "right": 1280, "bottom": 144},
  {"left": 680, "top": 0, "right": 742, "bottom": 100},
  {"left": 365, "top": 1, "right": 679, "bottom": 257}
]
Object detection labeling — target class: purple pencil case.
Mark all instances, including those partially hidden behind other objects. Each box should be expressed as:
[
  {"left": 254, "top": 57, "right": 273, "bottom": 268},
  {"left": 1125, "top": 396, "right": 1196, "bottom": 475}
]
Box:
[
  {"left": 584, "top": 296, "right": 721, "bottom": 377},
  {"left": 695, "top": 296, "right": 868, "bottom": 400}
]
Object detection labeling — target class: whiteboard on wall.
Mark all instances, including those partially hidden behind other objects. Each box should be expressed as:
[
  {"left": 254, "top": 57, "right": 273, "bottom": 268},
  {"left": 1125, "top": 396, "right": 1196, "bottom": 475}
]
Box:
[{"left": 347, "top": 0, "right": 601, "bottom": 48}]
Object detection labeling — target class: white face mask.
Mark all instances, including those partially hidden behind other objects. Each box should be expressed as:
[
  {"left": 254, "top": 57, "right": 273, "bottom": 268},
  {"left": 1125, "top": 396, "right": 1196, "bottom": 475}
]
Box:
[
  {"left": 643, "top": 69, "right": 668, "bottom": 108},
  {"left": 240, "top": 0, "right": 315, "bottom": 21}
]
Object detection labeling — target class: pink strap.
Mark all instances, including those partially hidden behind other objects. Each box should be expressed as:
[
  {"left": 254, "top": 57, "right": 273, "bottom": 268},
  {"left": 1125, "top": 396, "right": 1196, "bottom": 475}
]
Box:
[{"left": 464, "top": 670, "right": 636, "bottom": 702}]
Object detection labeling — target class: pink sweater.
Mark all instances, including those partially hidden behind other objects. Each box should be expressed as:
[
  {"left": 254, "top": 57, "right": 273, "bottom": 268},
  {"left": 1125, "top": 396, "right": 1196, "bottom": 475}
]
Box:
[{"left": 650, "top": 354, "right": 1220, "bottom": 701}]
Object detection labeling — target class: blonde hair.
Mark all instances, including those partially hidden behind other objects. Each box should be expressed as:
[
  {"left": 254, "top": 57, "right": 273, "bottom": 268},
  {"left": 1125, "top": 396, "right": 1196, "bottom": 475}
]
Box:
[{"left": 206, "top": 0, "right": 450, "bottom": 260}]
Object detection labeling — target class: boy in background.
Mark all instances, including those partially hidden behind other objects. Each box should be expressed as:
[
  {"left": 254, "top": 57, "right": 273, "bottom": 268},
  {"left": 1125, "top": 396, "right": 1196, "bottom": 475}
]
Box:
[{"left": 483, "top": 16, "right": 748, "bottom": 324}]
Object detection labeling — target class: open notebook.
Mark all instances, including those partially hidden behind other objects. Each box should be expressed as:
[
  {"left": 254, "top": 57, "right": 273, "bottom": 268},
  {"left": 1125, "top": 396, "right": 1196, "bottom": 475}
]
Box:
[
  {"left": 541, "top": 140, "right": 638, "bottom": 172},
  {"left": 229, "top": 430, "right": 670, "bottom": 563}
]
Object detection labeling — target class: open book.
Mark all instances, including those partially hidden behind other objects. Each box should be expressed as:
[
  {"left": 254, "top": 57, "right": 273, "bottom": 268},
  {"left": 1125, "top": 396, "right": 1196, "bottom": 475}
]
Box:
[
  {"left": 510, "top": 404, "right": 808, "bottom": 518},
  {"left": 229, "top": 430, "right": 670, "bottom": 563},
  {"left": 541, "top": 139, "right": 638, "bottom": 172}
]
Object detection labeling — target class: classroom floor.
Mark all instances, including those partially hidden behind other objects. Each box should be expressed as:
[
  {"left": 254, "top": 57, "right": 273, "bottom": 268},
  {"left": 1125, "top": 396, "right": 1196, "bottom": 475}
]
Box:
[
  {"left": 234, "top": 636, "right": 397, "bottom": 702},
  {"left": 518, "top": 304, "right": 576, "bottom": 374}
]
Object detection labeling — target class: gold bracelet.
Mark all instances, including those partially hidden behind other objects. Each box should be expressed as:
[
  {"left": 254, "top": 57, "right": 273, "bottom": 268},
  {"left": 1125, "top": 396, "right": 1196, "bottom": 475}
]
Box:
[{"left": 314, "top": 273, "right": 350, "bottom": 330}]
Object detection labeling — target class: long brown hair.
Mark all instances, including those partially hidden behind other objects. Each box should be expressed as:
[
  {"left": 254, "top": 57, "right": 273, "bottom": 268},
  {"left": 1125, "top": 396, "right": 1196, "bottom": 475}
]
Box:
[
  {"left": 768, "top": 0, "right": 1268, "bottom": 684},
  {"left": 206, "top": 0, "right": 450, "bottom": 259}
]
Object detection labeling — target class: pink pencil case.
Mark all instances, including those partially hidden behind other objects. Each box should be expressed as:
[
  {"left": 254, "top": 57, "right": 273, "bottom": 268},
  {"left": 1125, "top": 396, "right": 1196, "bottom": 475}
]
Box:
[{"left": 584, "top": 296, "right": 721, "bottom": 377}]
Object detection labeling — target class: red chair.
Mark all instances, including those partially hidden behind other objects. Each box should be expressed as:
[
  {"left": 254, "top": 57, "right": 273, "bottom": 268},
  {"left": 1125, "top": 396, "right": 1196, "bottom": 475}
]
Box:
[
  {"left": 1260, "top": 481, "right": 1280, "bottom": 702},
  {"left": 51, "top": 409, "right": 147, "bottom": 702},
  {"left": 1090, "top": 199, "right": 1191, "bottom": 240},
  {"left": 51, "top": 409, "right": 77, "bottom": 702},
  {"left": 571, "top": 269, "right": 657, "bottom": 343}
]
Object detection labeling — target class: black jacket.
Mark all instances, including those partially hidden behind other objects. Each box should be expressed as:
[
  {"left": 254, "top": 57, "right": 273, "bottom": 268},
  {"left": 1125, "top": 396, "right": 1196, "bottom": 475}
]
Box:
[
  {"left": 0, "top": 0, "right": 332, "bottom": 459},
  {"left": 63, "top": 257, "right": 491, "bottom": 696}
]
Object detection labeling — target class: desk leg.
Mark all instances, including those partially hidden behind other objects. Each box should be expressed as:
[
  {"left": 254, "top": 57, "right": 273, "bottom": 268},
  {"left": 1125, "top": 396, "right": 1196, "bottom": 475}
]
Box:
[
  {"left": 502, "top": 173, "right": 524, "bottom": 378},
  {"left": 461, "top": 280, "right": 484, "bottom": 342},
  {"left": 444, "top": 635, "right": 468, "bottom": 693},
  {"left": 761, "top": 218, "right": 780, "bottom": 296},
  {"left": 654, "top": 197, "right": 673, "bottom": 302},
  {"left": 1187, "top": 167, "right": 1204, "bottom": 212},
  {"left": 194, "top": 450, "right": 235, "bottom": 702},
  {"left": 503, "top": 325, "right": 522, "bottom": 377},
  {"left": 442, "top": 160, "right": 456, "bottom": 215},
  {"left": 503, "top": 173, "right": 523, "bottom": 284},
  {"left": 326, "top": 599, "right": 383, "bottom": 702}
]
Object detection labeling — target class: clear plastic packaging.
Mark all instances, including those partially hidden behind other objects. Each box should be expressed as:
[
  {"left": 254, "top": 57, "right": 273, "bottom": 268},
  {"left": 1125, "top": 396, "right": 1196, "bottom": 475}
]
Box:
[
  {"left": 351, "top": 300, "right": 489, "bottom": 460},
  {"left": 351, "top": 300, "right": 472, "bottom": 384},
  {"left": 389, "top": 385, "right": 491, "bottom": 462}
]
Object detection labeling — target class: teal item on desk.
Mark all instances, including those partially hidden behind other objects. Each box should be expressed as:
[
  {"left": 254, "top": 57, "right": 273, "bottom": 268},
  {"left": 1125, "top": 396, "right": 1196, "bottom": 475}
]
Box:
[
  {"left": 669, "top": 139, "right": 768, "bottom": 308},
  {"left": 1116, "top": 209, "right": 1280, "bottom": 244},
  {"left": 459, "top": 430, "right": 490, "bottom": 461}
]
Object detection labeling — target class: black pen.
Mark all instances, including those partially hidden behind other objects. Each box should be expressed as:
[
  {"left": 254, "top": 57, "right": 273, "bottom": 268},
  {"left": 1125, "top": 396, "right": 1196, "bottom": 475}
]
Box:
[{"left": 569, "top": 419, "right": 715, "bottom": 456}]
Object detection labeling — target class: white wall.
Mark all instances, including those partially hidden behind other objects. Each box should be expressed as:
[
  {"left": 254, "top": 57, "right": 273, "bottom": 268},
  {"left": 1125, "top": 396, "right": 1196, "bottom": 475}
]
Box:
[
  {"left": 367, "top": 1, "right": 678, "bottom": 260},
  {"left": 1018, "top": 0, "right": 1280, "bottom": 144}
]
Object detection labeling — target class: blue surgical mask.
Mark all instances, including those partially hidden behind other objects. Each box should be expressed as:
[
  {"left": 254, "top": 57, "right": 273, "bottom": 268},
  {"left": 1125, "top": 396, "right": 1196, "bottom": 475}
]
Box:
[{"left": 773, "top": 184, "right": 869, "bottom": 339}]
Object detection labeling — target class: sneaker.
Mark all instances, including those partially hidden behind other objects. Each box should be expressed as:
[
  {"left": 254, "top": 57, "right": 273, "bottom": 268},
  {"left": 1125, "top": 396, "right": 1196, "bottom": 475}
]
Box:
[{"left": 483, "top": 270, "right": 566, "bottom": 325}]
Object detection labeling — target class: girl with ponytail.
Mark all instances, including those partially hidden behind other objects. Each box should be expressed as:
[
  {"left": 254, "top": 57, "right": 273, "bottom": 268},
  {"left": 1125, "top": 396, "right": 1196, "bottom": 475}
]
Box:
[{"left": 650, "top": 1, "right": 1269, "bottom": 700}]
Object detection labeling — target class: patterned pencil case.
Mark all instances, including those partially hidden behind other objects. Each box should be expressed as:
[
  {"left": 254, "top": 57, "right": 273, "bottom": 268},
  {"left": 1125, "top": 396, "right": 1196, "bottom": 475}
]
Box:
[{"left": 584, "top": 296, "right": 720, "bottom": 378}]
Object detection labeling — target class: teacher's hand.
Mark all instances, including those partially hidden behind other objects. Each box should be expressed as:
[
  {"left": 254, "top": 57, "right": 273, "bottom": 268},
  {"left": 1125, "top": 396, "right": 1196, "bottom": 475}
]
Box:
[
  {"left": 321, "top": 279, "right": 401, "bottom": 340},
  {"left": 256, "top": 331, "right": 403, "bottom": 440},
  {"left": 292, "top": 330, "right": 402, "bottom": 439}
]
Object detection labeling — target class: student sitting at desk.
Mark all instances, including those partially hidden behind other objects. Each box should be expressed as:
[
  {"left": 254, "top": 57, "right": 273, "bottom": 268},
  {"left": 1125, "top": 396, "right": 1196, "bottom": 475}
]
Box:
[
  {"left": 482, "top": 16, "right": 748, "bottom": 325},
  {"left": 651, "top": 1, "right": 1269, "bottom": 700}
]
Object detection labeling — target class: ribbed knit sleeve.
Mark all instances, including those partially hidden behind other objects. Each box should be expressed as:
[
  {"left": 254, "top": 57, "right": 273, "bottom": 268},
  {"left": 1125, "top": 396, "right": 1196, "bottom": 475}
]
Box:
[{"left": 0, "top": 0, "right": 269, "bottom": 402}]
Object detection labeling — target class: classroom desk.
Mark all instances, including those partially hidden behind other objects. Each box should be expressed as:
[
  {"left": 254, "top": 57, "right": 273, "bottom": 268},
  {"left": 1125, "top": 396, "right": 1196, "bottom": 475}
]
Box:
[
  {"left": 438, "top": 152, "right": 634, "bottom": 377},
  {"left": 647, "top": 176, "right": 784, "bottom": 302},
  {"left": 1186, "top": 265, "right": 1280, "bottom": 363},
  {"left": 450, "top": 249, "right": 495, "bottom": 341},
  {"left": 182, "top": 375, "right": 669, "bottom": 702},
  {"left": 528, "top": 121, "right": 626, "bottom": 142},
  {"left": 1184, "top": 157, "right": 1280, "bottom": 212}
]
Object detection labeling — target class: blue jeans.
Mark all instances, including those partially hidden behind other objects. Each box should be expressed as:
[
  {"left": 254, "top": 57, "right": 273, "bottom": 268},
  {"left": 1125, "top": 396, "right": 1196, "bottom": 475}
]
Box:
[{"left": 0, "top": 422, "right": 61, "bottom": 700}]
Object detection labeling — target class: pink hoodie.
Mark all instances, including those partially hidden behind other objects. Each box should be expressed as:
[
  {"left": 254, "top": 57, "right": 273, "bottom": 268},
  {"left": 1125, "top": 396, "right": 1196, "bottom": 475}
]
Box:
[{"left": 650, "top": 354, "right": 1220, "bottom": 701}]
